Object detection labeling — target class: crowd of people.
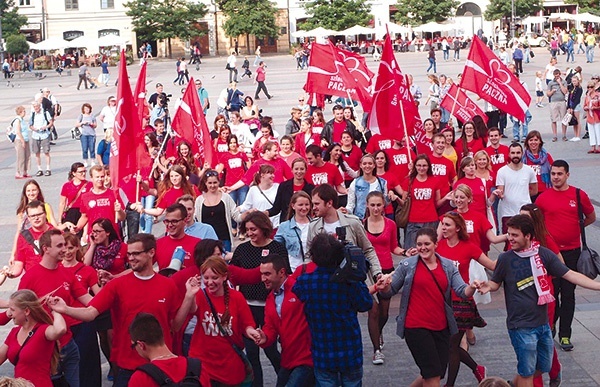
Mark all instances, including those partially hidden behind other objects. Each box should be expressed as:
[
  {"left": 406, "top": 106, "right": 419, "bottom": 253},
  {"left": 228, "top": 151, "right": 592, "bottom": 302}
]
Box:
[{"left": 2, "top": 38, "right": 600, "bottom": 387}]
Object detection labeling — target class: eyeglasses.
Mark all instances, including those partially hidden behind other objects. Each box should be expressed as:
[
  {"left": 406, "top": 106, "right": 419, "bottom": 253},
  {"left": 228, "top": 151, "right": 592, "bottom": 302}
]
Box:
[
  {"left": 205, "top": 170, "right": 219, "bottom": 178},
  {"left": 298, "top": 99, "right": 304, "bottom": 102},
  {"left": 126, "top": 250, "right": 150, "bottom": 257},
  {"left": 131, "top": 340, "right": 140, "bottom": 350},
  {"left": 28, "top": 212, "right": 46, "bottom": 219},
  {"left": 163, "top": 218, "right": 184, "bottom": 225}
]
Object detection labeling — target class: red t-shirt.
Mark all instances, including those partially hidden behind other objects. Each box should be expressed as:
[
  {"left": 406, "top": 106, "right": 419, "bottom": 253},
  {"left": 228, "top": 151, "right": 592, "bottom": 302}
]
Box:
[
  {"left": 60, "top": 180, "right": 92, "bottom": 209},
  {"left": 401, "top": 177, "right": 440, "bottom": 223},
  {"left": 536, "top": 186, "right": 594, "bottom": 250},
  {"left": 80, "top": 189, "right": 125, "bottom": 235},
  {"left": 522, "top": 152, "right": 554, "bottom": 194},
  {"left": 341, "top": 145, "right": 363, "bottom": 173},
  {"left": 128, "top": 357, "right": 194, "bottom": 387},
  {"left": 365, "top": 134, "right": 393, "bottom": 154},
  {"left": 220, "top": 151, "right": 249, "bottom": 187},
  {"left": 430, "top": 154, "right": 457, "bottom": 188},
  {"left": 60, "top": 262, "right": 98, "bottom": 307},
  {"left": 455, "top": 138, "right": 485, "bottom": 164},
  {"left": 454, "top": 177, "right": 487, "bottom": 215},
  {"left": 89, "top": 272, "right": 181, "bottom": 370},
  {"left": 405, "top": 260, "right": 448, "bottom": 330},
  {"left": 365, "top": 217, "right": 398, "bottom": 270},
  {"left": 15, "top": 224, "right": 53, "bottom": 271},
  {"left": 437, "top": 239, "right": 482, "bottom": 300},
  {"left": 242, "top": 158, "right": 293, "bottom": 185},
  {"left": 214, "top": 138, "right": 230, "bottom": 163},
  {"left": 385, "top": 147, "right": 416, "bottom": 182},
  {"left": 157, "top": 186, "right": 200, "bottom": 210},
  {"left": 332, "top": 121, "right": 346, "bottom": 143},
  {"left": 5, "top": 324, "right": 54, "bottom": 387},
  {"left": 19, "top": 264, "right": 88, "bottom": 347},
  {"left": 155, "top": 234, "right": 201, "bottom": 269},
  {"left": 189, "top": 289, "right": 255, "bottom": 386},
  {"left": 453, "top": 209, "right": 493, "bottom": 253},
  {"left": 485, "top": 144, "right": 510, "bottom": 175},
  {"left": 306, "top": 162, "right": 344, "bottom": 187}
]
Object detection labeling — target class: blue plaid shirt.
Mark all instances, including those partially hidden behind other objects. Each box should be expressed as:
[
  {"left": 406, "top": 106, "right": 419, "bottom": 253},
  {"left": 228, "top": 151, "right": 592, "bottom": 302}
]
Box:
[{"left": 293, "top": 267, "right": 373, "bottom": 371}]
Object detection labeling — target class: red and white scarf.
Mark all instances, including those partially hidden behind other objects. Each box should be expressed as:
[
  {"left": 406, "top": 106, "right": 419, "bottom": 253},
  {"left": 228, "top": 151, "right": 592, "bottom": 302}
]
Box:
[{"left": 514, "top": 241, "right": 555, "bottom": 305}]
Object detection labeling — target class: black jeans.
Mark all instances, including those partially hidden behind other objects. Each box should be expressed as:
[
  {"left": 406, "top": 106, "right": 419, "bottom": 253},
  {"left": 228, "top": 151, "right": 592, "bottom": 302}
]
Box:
[
  {"left": 255, "top": 81, "right": 271, "bottom": 99},
  {"left": 125, "top": 208, "right": 140, "bottom": 240},
  {"left": 553, "top": 247, "right": 581, "bottom": 339},
  {"left": 77, "top": 74, "right": 88, "bottom": 89},
  {"left": 243, "top": 305, "right": 281, "bottom": 387}
]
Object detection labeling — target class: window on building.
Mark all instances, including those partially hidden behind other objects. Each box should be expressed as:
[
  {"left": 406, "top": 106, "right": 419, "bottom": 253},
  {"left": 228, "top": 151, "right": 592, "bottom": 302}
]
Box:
[
  {"left": 101, "top": 0, "right": 114, "bottom": 9},
  {"left": 65, "top": 0, "right": 78, "bottom": 10},
  {"left": 19, "top": 0, "right": 31, "bottom": 5}
]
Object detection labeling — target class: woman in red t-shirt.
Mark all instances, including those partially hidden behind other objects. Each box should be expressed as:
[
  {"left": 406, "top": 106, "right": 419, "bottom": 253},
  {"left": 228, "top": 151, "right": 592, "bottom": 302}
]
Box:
[
  {"left": 213, "top": 125, "right": 232, "bottom": 167},
  {"left": 279, "top": 135, "right": 302, "bottom": 167},
  {"left": 58, "top": 162, "right": 93, "bottom": 230},
  {"left": 311, "top": 109, "right": 325, "bottom": 135},
  {"left": 294, "top": 117, "right": 320, "bottom": 158},
  {"left": 0, "top": 289, "right": 67, "bottom": 387},
  {"left": 455, "top": 121, "right": 486, "bottom": 166},
  {"left": 340, "top": 131, "right": 363, "bottom": 174},
  {"left": 173, "top": 257, "right": 260, "bottom": 386},
  {"left": 143, "top": 165, "right": 200, "bottom": 218},
  {"left": 252, "top": 123, "right": 279, "bottom": 160},
  {"left": 364, "top": 192, "right": 405, "bottom": 363},
  {"left": 454, "top": 156, "right": 488, "bottom": 217},
  {"left": 217, "top": 135, "right": 251, "bottom": 215},
  {"left": 522, "top": 130, "right": 554, "bottom": 201},
  {"left": 401, "top": 154, "right": 452, "bottom": 249},
  {"left": 438, "top": 212, "right": 496, "bottom": 387}
]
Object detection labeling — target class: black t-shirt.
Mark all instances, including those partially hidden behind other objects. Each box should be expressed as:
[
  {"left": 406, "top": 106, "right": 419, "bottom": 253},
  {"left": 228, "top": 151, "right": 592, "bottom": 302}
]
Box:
[
  {"left": 491, "top": 246, "right": 569, "bottom": 329},
  {"left": 148, "top": 92, "right": 167, "bottom": 108}
]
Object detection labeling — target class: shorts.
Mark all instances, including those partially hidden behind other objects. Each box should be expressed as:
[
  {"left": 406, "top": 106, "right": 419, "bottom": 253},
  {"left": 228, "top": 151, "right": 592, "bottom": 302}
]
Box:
[
  {"left": 508, "top": 324, "right": 553, "bottom": 377},
  {"left": 404, "top": 327, "right": 450, "bottom": 379},
  {"left": 95, "top": 310, "right": 113, "bottom": 331},
  {"left": 31, "top": 137, "right": 50, "bottom": 154},
  {"left": 536, "top": 91, "right": 544, "bottom": 97},
  {"left": 549, "top": 102, "right": 567, "bottom": 123}
]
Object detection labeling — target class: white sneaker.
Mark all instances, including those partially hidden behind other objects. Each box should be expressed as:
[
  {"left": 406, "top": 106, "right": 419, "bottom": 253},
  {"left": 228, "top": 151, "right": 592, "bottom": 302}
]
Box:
[
  {"left": 569, "top": 137, "right": 581, "bottom": 142},
  {"left": 372, "top": 350, "right": 385, "bottom": 365},
  {"left": 83, "top": 160, "right": 88, "bottom": 167}
]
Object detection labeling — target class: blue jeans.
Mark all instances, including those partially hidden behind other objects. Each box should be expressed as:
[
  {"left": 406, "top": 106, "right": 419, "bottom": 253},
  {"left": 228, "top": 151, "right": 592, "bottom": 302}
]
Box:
[
  {"left": 57, "top": 338, "right": 80, "bottom": 387},
  {"left": 277, "top": 365, "right": 315, "bottom": 387},
  {"left": 71, "top": 321, "right": 101, "bottom": 387},
  {"left": 229, "top": 185, "right": 249, "bottom": 229},
  {"left": 80, "top": 134, "right": 96, "bottom": 160},
  {"left": 508, "top": 324, "right": 553, "bottom": 377},
  {"left": 314, "top": 367, "right": 362, "bottom": 387},
  {"left": 139, "top": 195, "right": 155, "bottom": 233},
  {"left": 453, "top": 50, "right": 460, "bottom": 60},
  {"left": 566, "top": 50, "right": 574, "bottom": 62},
  {"left": 426, "top": 58, "right": 436, "bottom": 73},
  {"left": 586, "top": 45, "right": 595, "bottom": 62},
  {"left": 405, "top": 221, "right": 439, "bottom": 249},
  {"left": 443, "top": 49, "right": 449, "bottom": 60},
  {"left": 440, "top": 107, "right": 451, "bottom": 123},
  {"left": 510, "top": 110, "right": 532, "bottom": 141}
]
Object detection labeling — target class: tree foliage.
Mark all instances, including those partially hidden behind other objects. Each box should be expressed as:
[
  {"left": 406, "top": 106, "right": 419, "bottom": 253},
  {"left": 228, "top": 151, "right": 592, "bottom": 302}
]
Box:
[
  {"left": 565, "top": 0, "right": 600, "bottom": 16},
  {"left": 217, "top": 0, "right": 279, "bottom": 40},
  {"left": 484, "top": 0, "right": 544, "bottom": 21},
  {"left": 394, "top": 0, "right": 460, "bottom": 26},
  {"left": 5, "top": 34, "right": 28, "bottom": 55},
  {"left": 1, "top": 0, "right": 28, "bottom": 37},
  {"left": 124, "top": 0, "right": 208, "bottom": 57},
  {"left": 300, "top": 0, "right": 372, "bottom": 31}
]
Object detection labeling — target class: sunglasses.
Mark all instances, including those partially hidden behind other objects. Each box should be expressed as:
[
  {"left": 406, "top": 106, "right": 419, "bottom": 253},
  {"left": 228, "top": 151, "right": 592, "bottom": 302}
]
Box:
[{"left": 205, "top": 170, "right": 219, "bottom": 178}]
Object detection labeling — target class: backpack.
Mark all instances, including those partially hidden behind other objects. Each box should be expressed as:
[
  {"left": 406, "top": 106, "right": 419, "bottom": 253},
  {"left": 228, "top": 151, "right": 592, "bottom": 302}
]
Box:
[
  {"left": 30, "top": 110, "right": 50, "bottom": 128},
  {"left": 6, "top": 118, "right": 18, "bottom": 143},
  {"left": 136, "top": 357, "right": 201, "bottom": 387}
]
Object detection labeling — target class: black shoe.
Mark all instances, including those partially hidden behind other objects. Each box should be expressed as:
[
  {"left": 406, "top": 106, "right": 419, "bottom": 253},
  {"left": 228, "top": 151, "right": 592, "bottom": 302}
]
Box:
[
  {"left": 44, "top": 170, "right": 51, "bottom": 176},
  {"left": 49, "top": 141, "right": 56, "bottom": 145},
  {"left": 583, "top": 133, "right": 590, "bottom": 139},
  {"left": 267, "top": 95, "right": 272, "bottom": 99},
  {"left": 559, "top": 337, "right": 573, "bottom": 351},
  {"left": 501, "top": 134, "right": 508, "bottom": 138},
  {"left": 254, "top": 96, "right": 260, "bottom": 100},
  {"left": 35, "top": 170, "right": 43, "bottom": 177}
]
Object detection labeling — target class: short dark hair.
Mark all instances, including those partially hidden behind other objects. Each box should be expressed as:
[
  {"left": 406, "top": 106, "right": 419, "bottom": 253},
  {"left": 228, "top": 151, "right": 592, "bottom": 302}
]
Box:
[
  {"left": 552, "top": 159, "right": 569, "bottom": 173},
  {"left": 430, "top": 108, "right": 442, "bottom": 116},
  {"left": 165, "top": 203, "right": 187, "bottom": 219},
  {"left": 194, "top": 239, "right": 224, "bottom": 268},
  {"left": 261, "top": 253, "right": 289, "bottom": 274},
  {"left": 305, "top": 144, "right": 322, "bottom": 158},
  {"left": 240, "top": 211, "right": 273, "bottom": 238},
  {"left": 415, "top": 227, "right": 437, "bottom": 244},
  {"left": 509, "top": 142, "right": 523, "bottom": 151},
  {"left": 39, "top": 229, "right": 63, "bottom": 252},
  {"left": 488, "top": 127, "right": 501, "bottom": 135},
  {"left": 312, "top": 184, "right": 339, "bottom": 208},
  {"left": 506, "top": 214, "right": 535, "bottom": 240},
  {"left": 129, "top": 312, "right": 164, "bottom": 346},
  {"left": 26, "top": 200, "right": 46, "bottom": 214},
  {"left": 309, "top": 233, "right": 344, "bottom": 268},
  {"left": 332, "top": 104, "right": 344, "bottom": 112},
  {"left": 127, "top": 233, "right": 157, "bottom": 251}
]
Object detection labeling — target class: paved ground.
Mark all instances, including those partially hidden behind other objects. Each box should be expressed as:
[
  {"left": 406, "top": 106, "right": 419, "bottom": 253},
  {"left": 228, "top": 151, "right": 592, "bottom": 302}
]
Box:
[{"left": 0, "top": 47, "right": 600, "bottom": 386}]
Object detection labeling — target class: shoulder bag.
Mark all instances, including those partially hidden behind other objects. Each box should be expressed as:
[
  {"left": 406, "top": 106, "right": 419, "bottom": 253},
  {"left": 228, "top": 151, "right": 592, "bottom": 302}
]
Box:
[
  {"left": 395, "top": 180, "right": 412, "bottom": 229},
  {"left": 576, "top": 188, "right": 600, "bottom": 279}
]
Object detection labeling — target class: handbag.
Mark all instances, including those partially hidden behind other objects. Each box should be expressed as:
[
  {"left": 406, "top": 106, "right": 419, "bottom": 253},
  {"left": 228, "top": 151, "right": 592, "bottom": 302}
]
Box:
[
  {"left": 394, "top": 181, "right": 412, "bottom": 228},
  {"left": 561, "top": 112, "right": 573, "bottom": 127},
  {"left": 70, "top": 127, "right": 81, "bottom": 140},
  {"left": 575, "top": 188, "right": 600, "bottom": 278},
  {"left": 6, "top": 118, "right": 18, "bottom": 143},
  {"left": 225, "top": 63, "right": 231, "bottom": 70},
  {"left": 202, "top": 289, "right": 254, "bottom": 386},
  {"left": 568, "top": 114, "right": 578, "bottom": 126},
  {"left": 530, "top": 50, "right": 535, "bottom": 58}
]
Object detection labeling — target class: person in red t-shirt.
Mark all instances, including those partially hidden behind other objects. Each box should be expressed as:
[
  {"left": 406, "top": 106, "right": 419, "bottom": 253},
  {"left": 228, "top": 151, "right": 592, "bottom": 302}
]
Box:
[
  {"left": 455, "top": 121, "right": 486, "bottom": 166},
  {"left": 76, "top": 165, "right": 126, "bottom": 237},
  {"left": 0, "top": 289, "right": 67, "bottom": 387},
  {"left": 216, "top": 135, "right": 250, "bottom": 205},
  {"left": 155, "top": 204, "right": 201, "bottom": 270},
  {"left": 430, "top": 134, "right": 457, "bottom": 216},
  {"left": 128, "top": 313, "right": 200, "bottom": 387},
  {"left": 139, "top": 165, "right": 199, "bottom": 219},
  {"left": 384, "top": 139, "right": 416, "bottom": 182},
  {"left": 484, "top": 127, "right": 510, "bottom": 176},
  {"left": 365, "top": 134, "right": 394, "bottom": 155},
  {"left": 305, "top": 144, "right": 347, "bottom": 194},
  {"left": 453, "top": 157, "right": 488, "bottom": 217},
  {"left": 49, "top": 233, "right": 183, "bottom": 386},
  {"left": 58, "top": 162, "right": 93, "bottom": 228}
]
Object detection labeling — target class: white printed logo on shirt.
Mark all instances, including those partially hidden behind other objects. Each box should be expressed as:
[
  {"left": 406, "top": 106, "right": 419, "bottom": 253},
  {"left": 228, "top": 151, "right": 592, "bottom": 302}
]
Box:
[
  {"left": 228, "top": 158, "right": 242, "bottom": 169},
  {"left": 413, "top": 188, "right": 432, "bottom": 200},
  {"left": 311, "top": 172, "right": 330, "bottom": 185},
  {"left": 202, "top": 311, "right": 233, "bottom": 336},
  {"left": 431, "top": 164, "right": 447, "bottom": 176},
  {"left": 465, "top": 220, "right": 474, "bottom": 234},
  {"left": 490, "top": 153, "right": 505, "bottom": 165},
  {"left": 392, "top": 154, "right": 408, "bottom": 165}
]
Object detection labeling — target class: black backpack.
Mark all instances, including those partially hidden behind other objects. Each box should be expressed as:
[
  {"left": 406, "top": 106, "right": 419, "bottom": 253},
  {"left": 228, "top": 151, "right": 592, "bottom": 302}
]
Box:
[{"left": 136, "top": 357, "right": 201, "bottom": 386}]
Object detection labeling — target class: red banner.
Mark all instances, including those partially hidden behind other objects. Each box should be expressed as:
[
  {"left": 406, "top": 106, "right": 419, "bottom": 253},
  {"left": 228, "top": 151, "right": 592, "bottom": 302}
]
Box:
[
  {"left": 440, "top": 84, "right": 489, "bottom": 125},
  {"left": 170, "top": 77, "right": 213, "bottom": 167},
  {"left": 460, "top": 36, "right": 531, "bottom": 122},
  {"left": 133, "top": 61, "right": 148, "bottom": 122},
  {"left": 304, "top": 42, "right": 373, "bottom": 112},
  {"left": 109, "top": 50, "right": 151, "bottom": 191}
]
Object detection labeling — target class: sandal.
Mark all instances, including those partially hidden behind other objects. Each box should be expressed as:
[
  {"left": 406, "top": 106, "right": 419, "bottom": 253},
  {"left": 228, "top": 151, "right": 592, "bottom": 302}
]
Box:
[
  {"left": 562, "top": 137, "right": 568, "bottom": 141},
  {"left": 588, "top": 150, "right": 595, "bottom": 154},
  {"left": 552, "top": 137, "right": 558, "bottom": 142}
]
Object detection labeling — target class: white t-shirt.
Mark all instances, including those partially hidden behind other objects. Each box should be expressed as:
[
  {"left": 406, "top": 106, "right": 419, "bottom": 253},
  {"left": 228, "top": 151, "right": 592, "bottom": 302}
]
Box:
[
  {"left": 99, "top": 105, "right": 117, "bottom": 130},
  {"left": 289, "top": 221, "right": 310, "bottom": 272},
  {"left": 496, "top": 164, "right": 537, "bottom": 218},
  {"left": 239, "top": 184, "right": 280, "bottom": 228},
  {"left": 323, "top": 220, "right": 341, "bottom": 235}
]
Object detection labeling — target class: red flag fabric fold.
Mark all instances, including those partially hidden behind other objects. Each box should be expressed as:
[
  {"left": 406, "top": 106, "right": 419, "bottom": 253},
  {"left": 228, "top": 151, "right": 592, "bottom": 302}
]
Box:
[
  {"left": 133, "top": 61, "right": 148, "bottom": 122},
  {"left": 440, "top": 84, "right": 489, "bottom": 125},
  {"left": 460, "top": 36, "right": 531, "bottom": 122}
]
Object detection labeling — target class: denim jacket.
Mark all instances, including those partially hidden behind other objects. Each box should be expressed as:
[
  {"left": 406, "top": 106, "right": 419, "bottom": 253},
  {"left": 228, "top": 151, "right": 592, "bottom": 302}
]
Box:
[
  {"left": 274, "top": 217, "right": 309, "bottom": 268},
  {"left": 347, "top": 176, "right": 388, "bottom": 219},
  {"left": 379, "top": 254, "right": 470, "bottom": 338}
]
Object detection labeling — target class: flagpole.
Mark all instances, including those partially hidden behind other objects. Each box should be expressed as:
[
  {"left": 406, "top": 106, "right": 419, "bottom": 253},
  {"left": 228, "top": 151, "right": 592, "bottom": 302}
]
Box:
[
  {"left": 135, "top": 169, "right": 140, "bottom": 203},
  {"left": 149, "top": 134, "right": 170, "bottom": 179}
]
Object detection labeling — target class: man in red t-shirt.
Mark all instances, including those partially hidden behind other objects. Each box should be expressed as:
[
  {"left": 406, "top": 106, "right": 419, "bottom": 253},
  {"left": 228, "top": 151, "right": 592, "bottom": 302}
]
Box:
[
  {"left": 155, "top": 203, "right": 201, "bottom": 270},
  {"left": 536, "top": 160, "right": 596, "bottom": 351},
  {"left": 365, "top": 134, "right": 393, "bottom": 154},
  {"left": 49, "top": 233, "right": 183, "bottom": 386},
  {"left": 305, "top": 145, "right": 347, "bottom": 194},
  {"left": 429, "top": 134, "right": 457, "bottom": 188},
  {"left": 384, "top": 140, "right": 416, "bottom": 182},
  {"left": 128, "top": 313, "right": 200, "bottom": 387},
  {"left": 20, "top": 229, "right": 92, "bottom": 387},
  {"left": 484, "top": 127, "right": 510, "bottom": 175},
  {"left": 76, "top": 165, "right": 126, "bottom": 236}
]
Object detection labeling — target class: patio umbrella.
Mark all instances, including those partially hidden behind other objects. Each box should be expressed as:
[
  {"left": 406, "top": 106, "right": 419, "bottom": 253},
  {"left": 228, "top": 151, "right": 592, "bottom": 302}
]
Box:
[
  {"left": 67, "top": 36, "right": 99, "bottom": 49},
  {"left": 291, "top": 30, "right": 308, "bottom": 38},
  {"left": 339, "top": 25, "right": 375, "bottom": 36},
  {"left": 573, "top": 12, "right": 600, "bottom": 24},
  {"left": 304, "top": 27, "right": 339, "bottom": 37},
  {"left": 34, "top": 37, "right": 71, "bottom": 50},
  {"left": 98, "top": 34, "right": 129, "bottom": 47}
]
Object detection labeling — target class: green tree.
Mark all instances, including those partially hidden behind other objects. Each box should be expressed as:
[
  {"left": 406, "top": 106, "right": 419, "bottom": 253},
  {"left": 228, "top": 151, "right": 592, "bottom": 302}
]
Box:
[
  {"left": 218, "top": 0, "right": 279, "bottom": 54},
  {"left": 1, "top": 0, "right": 28, "bottom": 37},
  {"left": 394, "top": 0, "right": 460, "bottom": 26},
  {"left": 300, "top": 0, "right": 372, "bottom": 31},
  {"left": 5, "top": 33, "right": 28, "bottom": 55},
  {"left": 565, "top": 0, "right": 600, "bottom": 16},
  {"left": 124, "top": 0, "right": 208, "bottom": 58},
  {"left": 484, "top": 0, "right": 543, "bottom": 21}
]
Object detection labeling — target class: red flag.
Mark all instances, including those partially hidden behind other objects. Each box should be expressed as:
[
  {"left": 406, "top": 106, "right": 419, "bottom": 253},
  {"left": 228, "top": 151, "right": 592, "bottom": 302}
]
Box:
[
  {"left": 304, "top": 43, "right": 373, "bottom": 111},
  {"left": 110, "top": 50, "right": 151, "bottom": 191},
  {"left": 133, "top": 61, "right": 148, "bottom": 122},
  {"left": 460, "top": 36, "right": 531, "bottom": 122},
  {"left": 170, "top": 77, "right": 213, "bottom": 167},
  {"left": 440, "top": 84, "right": 489, "bottom": 125}
]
